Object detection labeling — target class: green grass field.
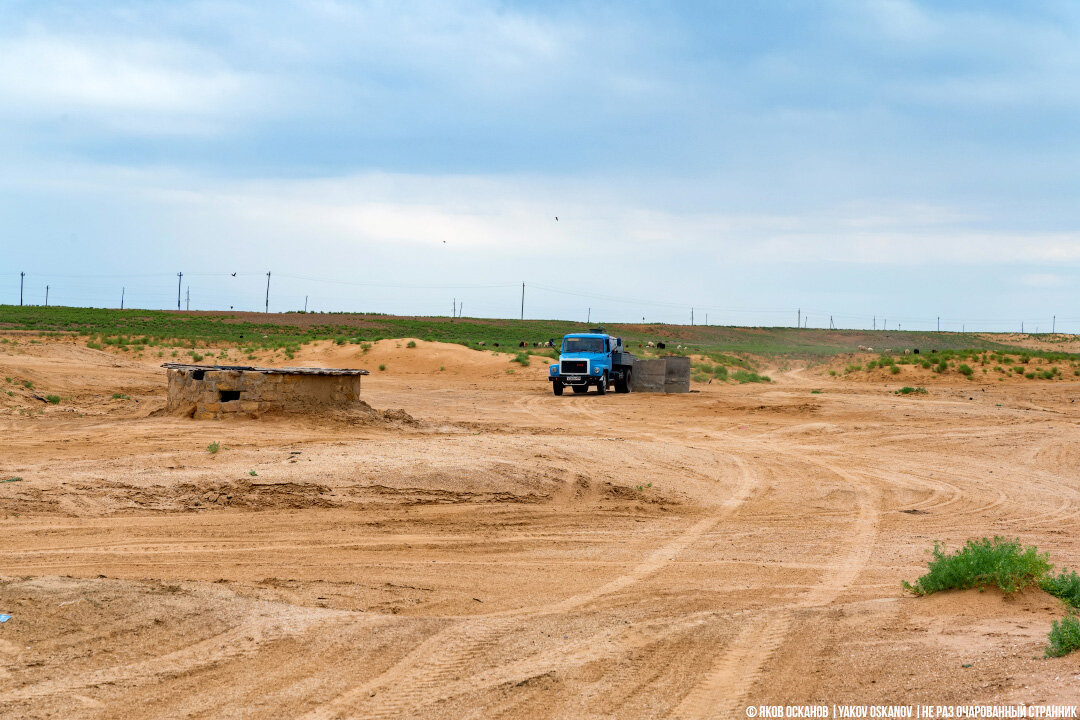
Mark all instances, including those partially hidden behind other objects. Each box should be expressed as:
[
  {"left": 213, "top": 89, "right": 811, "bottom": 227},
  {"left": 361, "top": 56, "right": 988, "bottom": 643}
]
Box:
[{"left": 0, "top": 304, "right": 1066, "bottom": 359}]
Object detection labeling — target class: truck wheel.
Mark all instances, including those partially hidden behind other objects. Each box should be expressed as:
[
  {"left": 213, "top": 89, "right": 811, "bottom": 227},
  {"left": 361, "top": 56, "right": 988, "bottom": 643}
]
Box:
[
  {"left": 596, "top": 374, "right": 607, "bottom": 395},
  {"left": 615, "top": 369, "right": 631, "bottom": 393},
  {"left": 572, "top": 385, "right": 588, "bottom": 394},
  {"left": 553, "top": 382, "right": 564, "bottom": 396}
]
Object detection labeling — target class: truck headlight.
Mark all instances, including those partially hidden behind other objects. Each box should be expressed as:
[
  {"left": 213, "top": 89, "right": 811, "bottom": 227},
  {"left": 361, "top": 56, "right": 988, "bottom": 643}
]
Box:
[
  {"left": 549, "top": 365, "right": 558, "bottom": 375},
  {"left": 593, "top": 367, "right": 601, "bottom": 374}
]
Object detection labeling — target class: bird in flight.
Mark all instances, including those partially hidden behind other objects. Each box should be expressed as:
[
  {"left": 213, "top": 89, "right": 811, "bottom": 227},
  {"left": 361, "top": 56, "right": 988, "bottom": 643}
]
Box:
[
  {"left": 231, "top": 272, "right": 237, "bottom": 277},
  {"left": 554, "top": 217, "right": 559, "bottom": 221}
]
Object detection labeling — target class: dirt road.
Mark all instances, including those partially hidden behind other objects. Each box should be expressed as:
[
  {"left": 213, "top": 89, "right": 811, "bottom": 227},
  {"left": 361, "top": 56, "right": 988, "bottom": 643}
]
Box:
[{"left": 1, "top": 339, "right": 1078, "bottom": 718}]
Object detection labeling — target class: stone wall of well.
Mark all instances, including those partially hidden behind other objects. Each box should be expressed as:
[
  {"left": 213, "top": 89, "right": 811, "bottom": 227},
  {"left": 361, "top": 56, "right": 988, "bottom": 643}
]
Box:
[
  {"left": 630, "top": 356, "right": 690, "bottom": 394},
  {"left": 166, "top": 368, "right": 364, "bottom": 419}
]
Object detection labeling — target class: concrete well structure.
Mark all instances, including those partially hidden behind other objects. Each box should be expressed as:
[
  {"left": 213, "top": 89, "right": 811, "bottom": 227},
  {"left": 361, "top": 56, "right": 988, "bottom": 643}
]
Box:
[
  {"left": 163, "top": 363, "right": 369, "bottom": 419},
  {"left": 630, "top": 356, "right": 690, "bottom": 394}
]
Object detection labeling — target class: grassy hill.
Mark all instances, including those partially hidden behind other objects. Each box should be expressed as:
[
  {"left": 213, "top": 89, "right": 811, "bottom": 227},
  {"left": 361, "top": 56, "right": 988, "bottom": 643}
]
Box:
[{"left": 0, "top": 305, "right": 1062, "bottom": 358}]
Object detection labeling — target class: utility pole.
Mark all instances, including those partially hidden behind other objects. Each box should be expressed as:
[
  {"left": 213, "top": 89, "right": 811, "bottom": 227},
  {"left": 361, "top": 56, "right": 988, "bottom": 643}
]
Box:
[
  {"left": 20, "top": 272, "right": 24, "bottom": 306},
  {"left": 264, "top": 271, "right": 271, "bottom": 314},
  {"left": 829, "top": 315, "right": 834, "bottom": 330},
  {"left": 121, "top": 287, "right": 125, "bottom": 310},
  {"left": 186, "top": 286, "right": 190, "bottom": 311},
  {"left": 1021, "top": 322, "right": 1024, "bottom": 334},
  {"left": 177, "top": 272, "right": 183, "bottom": 310},
  {"left": 452, "top": 298, "right": 456, "bottom": 319},
  {"left": 45, "top": 285, "right": 49, "bottom": 307},
  {"left": 587, "top": 308, "right": 591, "bottom": 324},
  {"left": 873, "top": 316, "right": 876, "bottom": 331},
  {"left": 304, "top": 295, "right": 308, "bottom": 313},
  {"left": 705, "top": 313, "right": 708, "bottom": 326},
  {"left": 1053, "top": 315, "right": 1056, "bottom": 333},
  {"left": 520, "top": 282, "right": 525, "bottom": 321},
  {"left": 691, "top": 307, "right": 694, "bottom": 326},
  {"left": 797, "top": 308, "right": 801, "bottom": 329},
  {"left": 937, "top": 316, "right": 940, "bottom": 332}
]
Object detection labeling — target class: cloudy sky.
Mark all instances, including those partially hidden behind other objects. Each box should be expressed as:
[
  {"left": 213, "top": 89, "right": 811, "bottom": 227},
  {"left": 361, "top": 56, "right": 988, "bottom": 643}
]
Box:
[{"left": 2, "top": 0, "right": 1078, "bottom": 330}]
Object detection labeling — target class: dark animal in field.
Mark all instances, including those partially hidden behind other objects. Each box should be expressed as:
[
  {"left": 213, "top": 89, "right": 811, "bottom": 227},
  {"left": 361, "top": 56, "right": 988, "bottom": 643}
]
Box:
[{"left": 657, "top": 342, "right": 666, "bottom": 349}]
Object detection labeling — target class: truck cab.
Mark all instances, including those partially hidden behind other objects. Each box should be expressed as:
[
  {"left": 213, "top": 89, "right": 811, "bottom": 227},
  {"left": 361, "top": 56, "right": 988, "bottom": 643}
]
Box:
[{"left": 548, "top": 331, "right": 634, "bottom": 395}]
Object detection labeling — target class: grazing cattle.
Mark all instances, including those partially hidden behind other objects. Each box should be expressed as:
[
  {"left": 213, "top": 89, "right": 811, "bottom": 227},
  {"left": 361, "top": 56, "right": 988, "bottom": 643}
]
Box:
[
  {"left": 904, "top": 349, "right": 910, "bottom": 355},
  {"left": 866, "top": 347, "right": 873, "bottom": 353},
  {"left": 647, "top": 341, "right": 655, "bottom": 347},
  {"left": 493, "top": 343, "right": 499, "bottom": 347},
  {"left": 519, "top": 341, "right": 525, "bottom": 348},
  {"left": 858, "top": 345, "right": 867, "bottom": 351},
  {"left": 913, "top": 349, "right": 920, "bottom": 354},
  {"left": 657, "top": 342, "right": 666, "bottom": 349},
  {"left": 478, "top": 341, "right": 485, "bottom": 346}
]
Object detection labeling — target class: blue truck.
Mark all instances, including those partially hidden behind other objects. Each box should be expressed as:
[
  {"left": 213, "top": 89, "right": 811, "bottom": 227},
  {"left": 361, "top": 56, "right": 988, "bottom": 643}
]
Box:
[{"left": 548, "top": 330, "right": 635, "bottom": 395}]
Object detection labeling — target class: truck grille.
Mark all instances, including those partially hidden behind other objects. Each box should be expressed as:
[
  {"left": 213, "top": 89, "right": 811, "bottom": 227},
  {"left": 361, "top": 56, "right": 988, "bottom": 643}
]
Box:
[{"left": 561, "top": 360, "right": 588, "bottom": 375}]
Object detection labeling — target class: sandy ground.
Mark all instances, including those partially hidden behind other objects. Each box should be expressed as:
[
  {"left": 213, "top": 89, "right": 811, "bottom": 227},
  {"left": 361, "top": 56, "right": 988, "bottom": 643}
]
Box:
[{"left": 1, "top": 337, "right": 1078, "bottom": 719}]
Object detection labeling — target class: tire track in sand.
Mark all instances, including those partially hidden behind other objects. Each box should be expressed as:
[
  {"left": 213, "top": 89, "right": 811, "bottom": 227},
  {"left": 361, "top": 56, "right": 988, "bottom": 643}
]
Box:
[
  {"left": 668, "top": 460, "right": 880, "bottom": 720},
  {"left": 297, "top": 456, "right": 760, "bottom": 720}
]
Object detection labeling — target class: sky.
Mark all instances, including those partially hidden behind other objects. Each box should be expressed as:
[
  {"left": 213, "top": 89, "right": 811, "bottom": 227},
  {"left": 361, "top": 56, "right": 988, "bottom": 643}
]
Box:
[{"left": 1, "top": 0, "right": 1078, "bottom": 331}]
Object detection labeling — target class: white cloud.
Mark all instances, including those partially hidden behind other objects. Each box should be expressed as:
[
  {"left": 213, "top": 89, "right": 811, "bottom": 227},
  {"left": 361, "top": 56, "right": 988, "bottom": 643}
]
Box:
[{"left": 0, "top": 30, "right": 273, "bottom": 134}]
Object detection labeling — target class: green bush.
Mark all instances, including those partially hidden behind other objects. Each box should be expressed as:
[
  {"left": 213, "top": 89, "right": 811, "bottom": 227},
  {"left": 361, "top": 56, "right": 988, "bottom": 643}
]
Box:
[
  {"left": 378, "top": 364, "right": 386, "bottom": 371},
  {"left": 934, "top": 361, "right": 948, "bottom": 373},
  {"left": 732, "top": 370, "right": 771, "bottom": 384},
  {"left": 406, "top": 340, "right": 417, "bottom": 348},
  {"left": 111, "top": 393, "right": 129, "bottom": 400},
  {"left": 511, "top": 352, "right": 530, "bottom": 366},
  {"left": 845, "top": 364, "right": 862, "bottom": 374},
  {"left": 44, "top": 394, "right": 60, "bottom": 404},
  {"left": 1041, "top": 570, "right": 1080, "bottom": 609},
  {"left": 1046, "top": 615, "right": 1080, "bottom": 657},
  {"left": 958, "top": 364, "right": 974, "bottom": 377},
  {"left": 712, "top": 365, "right": 729, "bottom": 380},
  {"left": 207, "top": 442, "right": 220, "bottom": 454},
  {"left": 903, "top": 537, "right": 1052, "bottom": 596},
  {"left": 895, "top": 386, "right": 927, "bottom": 395},
  {"left": 890, "top": 365, "right": 900, "bottom": 375}
]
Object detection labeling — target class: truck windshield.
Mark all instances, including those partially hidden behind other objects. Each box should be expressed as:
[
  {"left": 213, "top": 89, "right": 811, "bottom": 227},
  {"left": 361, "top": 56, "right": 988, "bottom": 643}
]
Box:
[{"left": 563, "top": 337, "right": 605, "bottom": 353}]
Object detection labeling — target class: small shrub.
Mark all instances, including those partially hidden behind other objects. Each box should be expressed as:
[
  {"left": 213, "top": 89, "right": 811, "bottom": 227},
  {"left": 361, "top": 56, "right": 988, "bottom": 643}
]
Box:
[
  {"left": 1025, "top": 372, "right": 1036, "bottom": 379},
  {"left": 22, "top": 380, "right": 33, "bottom": 389},
  {"left": 406, "top": 340, "right": 417, "bottom": 348},
  {"left": 810, "top": 389, "right": 823, "bottom": 394},
  {"left": 712, "top": 365, "right": 729, "bottom": 380},
  {"left": 87, "top": 341, "right": 103, "bottom": 350},
  {"left": 890, "top": 365, "right": 900, "bottom": 375},
  {"left": 1041, "top": 570, "right": 1080, "bottom": 610},
  {"left": 207, "top": 442, "right": 220, "bottom": 454},
  {"left": 828, "top": 369, "right": 837, "bottom": 377},
  {"left": 958, "top": 364, "right": 974, "bottom": 377},
  {"left": 732, "top": 370, "right": 770, "bottom": 384},
  {"left": 111, "top": 393, "right": 129, "bottom": 400},
  {"left": 249, "top": 470, "right": 258, "bottom": 476},
  {"left": 845, "top": 364, "right": 862, "bottom": 374},
  {"left": 1045, "top": 615, "right": 1080, "bottom": 657},
  {"left": 934, "top": 361, "right": 948, "bottom": 373},
  {"left": 44, "top": 395, "right": 60, "bottom": 404},
  {"left": 511, "top": 352, "right": 530, "bottom": 367},
  {"left": 903, "top": 537, "right": 1052, "bottom": 596},
  {"left": 378, "top": 364, "right": 386, "bottom": 371},
  {"left": 895, "top": 386, "right": 927, "bottom": 395},
  {"left": 192, "top": 353, "right": 204, "bottom": 362}
]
